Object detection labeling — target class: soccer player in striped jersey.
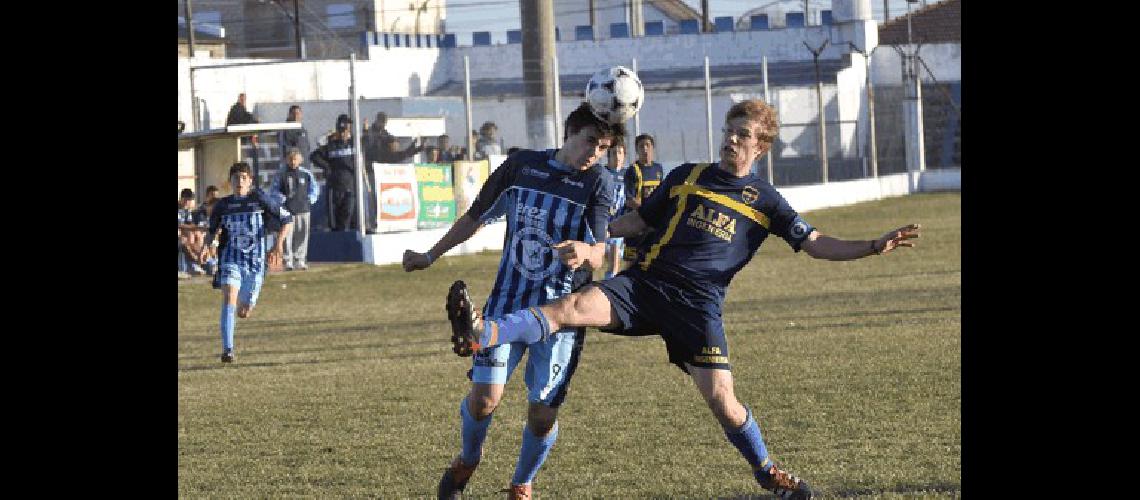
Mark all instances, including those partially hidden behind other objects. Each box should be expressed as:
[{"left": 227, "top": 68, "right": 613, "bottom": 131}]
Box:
[
  {"left": 446, "top": 100, "right": 922, "bottom": 499},
  {"left": 602, "top": 140, "right": 628, "bottom": 279},
  {"left": 402, "top": 103, "right": 622, "bottom": 500},
  {"left": 622, "top": 133, "right": 664, "bottom": 264},
  {"left": 198, "top": 162, "right": 293, "bottom": 363}
]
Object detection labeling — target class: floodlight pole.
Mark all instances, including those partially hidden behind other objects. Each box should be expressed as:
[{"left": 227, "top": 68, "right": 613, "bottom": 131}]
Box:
[
  {"left": 849, "top": 42, "right": 878, "bottom": 178},
  {"left": 804, "top": 39, "right": 830, "bottom": 183},
  {"left": 762, "top": 55, "right": 774, "bottom": 184},
  {"left": 349, "top": 52, "right": 367, "bottom": 237}
]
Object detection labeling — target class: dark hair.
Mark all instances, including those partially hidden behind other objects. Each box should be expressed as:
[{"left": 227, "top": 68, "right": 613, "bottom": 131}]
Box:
[
  {"left": 635, "top": 133, "right": 655, "bottom": 148},
  {"left": 286, "top": 105, "right": 301, "bottom": 121},
  {"left": 507, "top": 147, "right": 521, "bottom": 155},
  {"left": 229, "top": 162, "right": 252, "bottom": 178},
  {"left": 205, "top": 185, "right": 219, "bottom": 193},
  {"left": 180, "top": 188, "right": 194, "bottom": 199},
  {"left": 564, "top": 102, "right": 624, "bottom": 142}
]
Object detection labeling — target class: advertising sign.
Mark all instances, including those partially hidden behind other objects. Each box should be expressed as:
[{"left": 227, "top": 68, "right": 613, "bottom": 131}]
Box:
[
  {"left": 375, "top": 162, "right": 419, "bottom": 233},
  {"left": 414, "top": 163, "right": 456, "bottom": 229},
  {"left": 452, "top": 160, "right": 490, "bottom": 216}
]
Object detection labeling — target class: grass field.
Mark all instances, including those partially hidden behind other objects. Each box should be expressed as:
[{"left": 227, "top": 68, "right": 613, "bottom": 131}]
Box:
[{"left": 178, "top": 192, "right": 960, "bottom": 498}]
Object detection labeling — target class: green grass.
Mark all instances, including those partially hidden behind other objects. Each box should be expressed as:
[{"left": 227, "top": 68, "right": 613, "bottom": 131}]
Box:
[{"left": 179, "top": 192, "right": 960, "bottom": 498}]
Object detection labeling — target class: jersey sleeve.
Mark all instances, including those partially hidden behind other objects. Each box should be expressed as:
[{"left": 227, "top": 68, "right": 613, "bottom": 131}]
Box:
[
  {"left": 256, "top": 189, "right": 294, "bottom": 227},
  {"left": 583, "top": 170, "right": 614, "bottom": 244},
  {"left": 763, "top": 186, "right": 814, "bottom": 252},
  {"left": 466, "top": 155, "right": 516, "bottom": 223},
  {"left": 637, "top": 164, "right": 687, "bottom": 229}
]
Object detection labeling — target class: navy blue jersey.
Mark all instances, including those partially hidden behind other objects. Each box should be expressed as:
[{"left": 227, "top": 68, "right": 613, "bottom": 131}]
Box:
[
  {"left": 636, "top": 162, "right": 814, "bottom": 300},
  {"left": 206, "top": 189, "right": 294, "bottom": 271},
  {"left": 624, "top": 160, "right": 664, "bottom": 205},
  {"left": 467, "top": 149, "right": 614, "bottom": 318}
]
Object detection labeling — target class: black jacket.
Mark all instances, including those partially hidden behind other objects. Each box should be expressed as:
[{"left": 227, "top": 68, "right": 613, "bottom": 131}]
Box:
[{"left": 310, "top": 135, "right": 357, "bottom": 190}]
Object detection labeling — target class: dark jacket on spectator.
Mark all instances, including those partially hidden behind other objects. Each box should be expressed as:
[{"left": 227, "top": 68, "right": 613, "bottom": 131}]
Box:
[
  {"left": 226, "top": 102, "right": 257, "bottom": 126},
  {"left": 310, "top": 135, "right": 356, "bottom": 191},
  {"left": 277, "top": 128, "right": 311, "bottom": 166}
]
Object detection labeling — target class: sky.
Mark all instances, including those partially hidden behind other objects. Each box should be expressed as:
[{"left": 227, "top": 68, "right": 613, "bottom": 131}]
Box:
[{"left": 439, "top": 0, "right": 929, "bottom": 36}]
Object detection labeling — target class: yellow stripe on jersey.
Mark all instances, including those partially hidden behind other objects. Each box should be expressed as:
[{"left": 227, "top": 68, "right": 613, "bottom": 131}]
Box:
[
  {"left": 633, "top": 163, "right": 644, "bottom": 202},
  {"left": 643, "top": 180, "right": 661, "bottom": 187},
  {"left": 667, "top": 185, "right": 770, "bottom": 228},
  {"left": 641, "top": 163, "right": 710, "bottom": 271}
]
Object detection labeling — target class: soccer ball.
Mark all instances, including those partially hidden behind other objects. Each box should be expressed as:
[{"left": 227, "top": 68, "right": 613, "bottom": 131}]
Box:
[{"left": 585, "top": 66, "right": 644, "bottom": 125}]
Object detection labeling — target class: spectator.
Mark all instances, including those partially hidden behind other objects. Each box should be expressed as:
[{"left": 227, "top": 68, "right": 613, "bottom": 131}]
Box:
[
  {"left": 178, "top": 188, "right": 205, "bottom": 278},
  {"left": 225, "top": 93, "right": 258, "bottom": 126},
  {"left": 310, "top": 114, "right": 358, "bottom": 231},
  {"left": 276, "top": 105, "right": 311, "bottom": 171},
  {"left": 270, "top": 148, "right": 320, "bottom": 271},
  {"left": 193, "top": 185, "right": 221, "bottom": 274},
  {"left": 437, "top": 134, "right": 458, "bottom": 162},
  {"left": 379, "top": 134, "right": 421, "bottom": 164},
  {"left": 475, "top": 121, "right": 502, "bottom": 159}
]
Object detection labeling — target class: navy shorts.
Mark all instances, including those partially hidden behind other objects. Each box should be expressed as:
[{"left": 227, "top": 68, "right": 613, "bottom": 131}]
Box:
[{"left": 594, "top": 268, "right": 730, "bottom": 373}]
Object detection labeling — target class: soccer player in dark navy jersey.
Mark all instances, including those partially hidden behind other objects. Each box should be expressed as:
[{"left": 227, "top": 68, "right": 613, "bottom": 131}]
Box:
[
  {"left": 198, "top": 162, "right": 293, "bottom": 363},
  {"left": 446, "top": 100, "right": 921, "bottom": 499},
  {"left": 402, "top": 102, "right": 621, "bottom": 499},
  {"left": 622, "top": 133, "right": 664, "bottom": 264}
]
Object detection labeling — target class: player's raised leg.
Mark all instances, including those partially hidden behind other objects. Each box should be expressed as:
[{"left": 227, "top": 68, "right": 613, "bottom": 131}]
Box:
[
  {"left": 446, "top": 280, "right": 617, "bottom": 354},
  {"left": 688, "top": 365, "right": 814, "bottom": 499}
]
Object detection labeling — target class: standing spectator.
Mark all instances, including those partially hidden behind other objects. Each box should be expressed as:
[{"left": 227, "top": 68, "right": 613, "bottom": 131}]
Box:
[
  {"left": 270, "top": 148, "right": 320, "bottom": 271},
  {"left": 310, "top": 114, "right": 357, "bottom": 231},
  {"left": 622, "top": 133, "right": 665, "bottom": 265},
  {"left": 276, "top": 105, "right": 311, "bottom": 170},
  {"left": 225, "top": 93, "right": 258, "bottom": 126},
  {"left": 602, "top": 141, "right": 628, "bottom": 279},
  {"left": 437, "top": 134, "right": 457, "bottom": 162},
  {"left": 475, "top": 121, "right": 502, "bottom": 160}
]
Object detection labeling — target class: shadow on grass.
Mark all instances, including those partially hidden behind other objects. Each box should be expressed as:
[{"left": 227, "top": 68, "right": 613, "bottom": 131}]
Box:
[
  {"left": 178, "top": 353, "right": 395, "bottom": 371},
  {"left": 696, "top": 481, "right": 960, "bottom": 499}
]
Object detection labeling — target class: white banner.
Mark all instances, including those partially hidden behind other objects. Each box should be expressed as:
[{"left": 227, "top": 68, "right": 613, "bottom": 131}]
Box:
[{"left": 374, "top": 162, "right": 419, "bottom": 233}]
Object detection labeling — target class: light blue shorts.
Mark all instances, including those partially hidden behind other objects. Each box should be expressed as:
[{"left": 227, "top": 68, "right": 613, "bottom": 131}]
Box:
[
  {"left": 468, "top": 326, "right": 585, "bottom": 408},
  {"left": 218, "top": 263, "right": 265, "bottom": 307}
]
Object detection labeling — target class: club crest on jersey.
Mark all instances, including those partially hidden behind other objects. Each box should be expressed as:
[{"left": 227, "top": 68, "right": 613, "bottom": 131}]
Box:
[
  {"left": 511, "top": 226, "right": 558, "bottom": 281},
  {"left": 741, "top": 186, "right": 759, "bottom": 204},
  {"left": 229, "top": 225, "right": 258, "bottom": 252}
]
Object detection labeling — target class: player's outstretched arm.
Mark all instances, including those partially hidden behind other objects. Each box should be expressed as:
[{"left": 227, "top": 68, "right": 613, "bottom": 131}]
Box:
[
  {"left": 801, "top": 223, "right": 921, "bottom": 261},
  {"left": 553, "top": 240, "right": 607, "bottom": 271},
  {"left": 402, "top": 212, "right": 483, "bottom": 272},
  {"left": 608, "top": 210, "right": 650, "bottom": 239}
]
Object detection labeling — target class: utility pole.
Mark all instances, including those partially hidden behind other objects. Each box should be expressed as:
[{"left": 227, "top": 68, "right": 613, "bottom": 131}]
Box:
[
  {"left": 883, "top": 0, "right": 890, "bottom": 21},
  {"left": 804, "top": 0, "right": 810, "bottom": 25},
  {"left": 294, "top": 0, "right": 304, "bottom": 60},
  {"left": 903, "top": 0, "right": 926, "bottom": 175},
  {"left": 804, "top": 39, "right": 830, "bottom": 183},
  {"left": 520, "top": 0, "right": 558, "bottom": 149},
  {"left": 184, "top": 0, "right": 196, "bottom": 57},
  {"left": 184, "top": 0, "right": 198, "bottom": 131},
  {"left": 589, "top": 0, "right": 595, "bottom": 32},
  {"left": 701, "top": 0, "right": 710, "bottom": 32}
]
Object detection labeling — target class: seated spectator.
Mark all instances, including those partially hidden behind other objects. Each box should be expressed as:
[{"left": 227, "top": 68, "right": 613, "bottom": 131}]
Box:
[
  {"left": 437, "top": 134, "right": 458, "bottom": 162},
  {"left": 178, "top": 188, "right": 206, "bottom": 278},
  {"left": 193, "top": 186, "right": 220, "bottom": 274},
  {"left": 380, "top": 135, "right": 422, "bottom": 164}
]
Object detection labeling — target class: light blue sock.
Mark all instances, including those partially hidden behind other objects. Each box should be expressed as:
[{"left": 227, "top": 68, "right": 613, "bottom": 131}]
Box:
[
  {"left": 723, "top": 406, "right": 773, "bottom": 479},
  {"left": 511, "top": 422, "right": 559, "bottom": 485},
  {"left": 459, "top": 398, "right": 493, "bottom": 466},
  {"left": 220, "top": 303, "right": 236, "bottom": 352},
  {"left": 479, "top": 308, "right": 550, "bottom": 348}
]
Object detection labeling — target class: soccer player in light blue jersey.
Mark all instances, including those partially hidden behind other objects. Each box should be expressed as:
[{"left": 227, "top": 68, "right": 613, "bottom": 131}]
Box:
[
  {"left": 446, "top": 100, "right": 922, "bottom": 499},
  {"left": 403, "top": 103, "right": 622, "bottom": 499},
  {"left": 602, "top": 140, "right": 628, "bottom": 279},
  {"left": 199, "top": 162, "right": 293, "bottom": 363}
]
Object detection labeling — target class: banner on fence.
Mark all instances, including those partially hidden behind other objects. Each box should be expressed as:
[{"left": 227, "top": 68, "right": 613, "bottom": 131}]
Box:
[
  {"left": 453, "top": 160, "right": 490, "bottom": 217},
  {"left": 375, "top": 162, "right": 419, "bottom": 233},
  {"left": 414, "top": 163, "right": 456, "bottom": 229}
]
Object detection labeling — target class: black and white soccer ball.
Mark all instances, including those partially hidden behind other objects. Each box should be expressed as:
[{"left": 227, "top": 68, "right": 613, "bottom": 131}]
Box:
[{"left": 585, "top": 65, "right": 644, "bottom": 125}]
